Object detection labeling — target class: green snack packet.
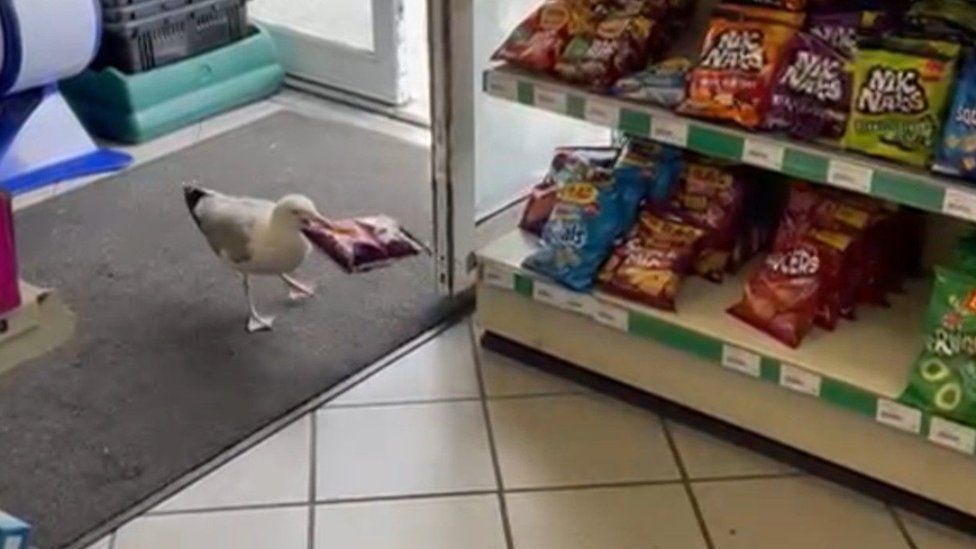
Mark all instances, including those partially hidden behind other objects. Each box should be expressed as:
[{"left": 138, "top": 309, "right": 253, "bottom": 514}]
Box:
[
  {"left": 843, "top": 42, "right": 959, "bottom": 166},
  {"left": 953, "top": 231, "right": 976, "bottom": 276},
  {"left": 901, "top": 267, "right": 976, "bottom": 426}
]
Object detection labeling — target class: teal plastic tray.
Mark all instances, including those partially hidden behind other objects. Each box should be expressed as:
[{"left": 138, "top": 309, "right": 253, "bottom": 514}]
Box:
[{"left": 62, "top": 27, "right": 284, "bottom": 144}]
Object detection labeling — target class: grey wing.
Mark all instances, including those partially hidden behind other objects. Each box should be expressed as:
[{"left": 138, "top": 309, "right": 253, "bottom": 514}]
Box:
[{"left": 195, "top": 197, "right": 272, "bottom": 264}]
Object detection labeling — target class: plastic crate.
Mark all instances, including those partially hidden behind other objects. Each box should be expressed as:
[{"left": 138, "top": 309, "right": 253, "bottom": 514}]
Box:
[
  {"left": 98, "top": 0, "right": 248, "bottom": 74},
  {"left": 101, "top": 0, "right": 194, "bottom": 23}
]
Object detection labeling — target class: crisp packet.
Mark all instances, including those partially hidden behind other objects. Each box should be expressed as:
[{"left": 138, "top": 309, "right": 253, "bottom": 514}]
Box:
[
  {"left": 900, "top": 267, "right": 976, "bottom": 427},
  {"left": 492, "top": 0, "right": 594, "bottom": 73},
  {"left": 765, "top": 32, "right": 851, "bottom": 140},
  {"left": 935, "top": 50, "right": 976, "bottom": 179},
  {"left": 612, "top": 57, "right": 691, "bottom": 107},
  {"left": 843, "top": 40, "right": 959, "bottom": 166},
  {"left": 678, "top": 15, "right": 798, "bottom": 128},
  {"left": 523, "top": 166, "right": 646, "bottom": 291},
  {"left": 598, "top": 210, "right": 706, "bottom": 311},
  {"left": 555, "top": 13, "right": 660, "bottom": 90},
  {"left": 303, "top": 215, "right": 423, "bottom": 273}
]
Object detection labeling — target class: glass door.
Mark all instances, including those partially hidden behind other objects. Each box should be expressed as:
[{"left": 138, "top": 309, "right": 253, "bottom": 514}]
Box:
[
  {"left": 250, "top": 0, "right": 410, "bottom": 105},
  {"left": 430, "top": 0, "right": 611, "bottom": 295}
]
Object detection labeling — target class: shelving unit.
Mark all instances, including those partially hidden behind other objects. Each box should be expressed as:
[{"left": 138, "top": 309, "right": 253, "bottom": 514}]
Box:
[
  {"left": 472, "top": 64, "right": 976, "bottom": 526},
  {"left": 484, "top": 66, "right": 976, "bottom": 223}
]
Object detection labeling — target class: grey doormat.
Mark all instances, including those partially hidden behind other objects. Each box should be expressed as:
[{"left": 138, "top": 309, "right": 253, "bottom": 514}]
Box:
[{"left": 0, "top": 111, "right": 454, "bottom": 547}]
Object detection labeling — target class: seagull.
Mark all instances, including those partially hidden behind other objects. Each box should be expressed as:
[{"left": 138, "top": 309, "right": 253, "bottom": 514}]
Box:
[{"left": 183, "top": 183, "right": 333, "bottom": 332}]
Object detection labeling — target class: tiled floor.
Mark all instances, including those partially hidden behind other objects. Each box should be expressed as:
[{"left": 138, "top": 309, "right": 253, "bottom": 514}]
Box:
[{"left": 82, "top": 317, "right": 976, "bottom": 549}]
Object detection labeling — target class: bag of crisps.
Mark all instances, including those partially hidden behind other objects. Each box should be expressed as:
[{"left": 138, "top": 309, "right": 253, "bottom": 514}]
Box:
[
  {"left": 678, "top": 14, "right": 798, "bottom": 128},
  {"left": 724, "top": 0, "right": 805, "bottom": 10},
  {"left": 900, "top": 267, "right": 976, "bottom": 427},
  {"left": 727, "top": 235, "right": 825, "bottom": 348},
  {"left": 666, "top": 161, "right": 746, "bottom": 282},
  {"left": 555, "top": 13, "right": 661, "bottom": 90},
  {"left": 612, "top": 57, "right": 692, "bottom": 107},
  {"left": 935, "top": 49, "right": 976, "bottom": 180},
  {"left": 598, "top": 210, "right": 706, "bottom": 310},
  {"left": 524, "top": 163, "right": 648, "bottom": 291},
  {"left": 843, "top": 39, "right": 960, "bottom": 166},
  {"left": 492, "top": 0, "right": 595, "bottom": 73},
  {"left": 765, "top": 32, "right": 852, "bottom": 141}
]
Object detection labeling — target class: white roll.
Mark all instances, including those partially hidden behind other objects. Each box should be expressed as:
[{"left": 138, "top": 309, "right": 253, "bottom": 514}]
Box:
[{"left": 5, "top": 0, "right": 100, "bottom": 94}]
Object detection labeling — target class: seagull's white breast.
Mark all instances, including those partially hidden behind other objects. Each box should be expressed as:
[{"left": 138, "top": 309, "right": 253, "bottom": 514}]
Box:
[{"left": 233, "top": 220, "right": 311, "bottom": 275}]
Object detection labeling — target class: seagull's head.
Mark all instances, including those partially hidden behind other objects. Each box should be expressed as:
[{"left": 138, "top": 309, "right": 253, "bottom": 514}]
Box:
[{"left": 275, "top": 194, "right": 333, "bottom": 230}]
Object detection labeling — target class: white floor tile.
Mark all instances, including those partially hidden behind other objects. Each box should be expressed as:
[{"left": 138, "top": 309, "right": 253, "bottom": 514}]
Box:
[
  {"left": 152, "top": 415, "right": 311, "bottom": 513},
  {"left": 479, "top": 346, "right": 584, "bottom": 398},
  {"left": 667, "top": 421, "right": 796, "bottom": 480},
  {"left": 316, "top": 401, "right": 496, "bottom": 500},
  {"left": 314, "top": 495, "right": 507, "bottom": 549},
  {"left": 489, "top": 394, "right": 680, "bottom": 489},
  {"left": 86, "top": 535, "right": 113, "bottom": 549},
  {"left": 897, "top": 510, "right": 976, "bottom": 549},
  {"left": 694, "top": 476, "right": 909, "bottom": 549},
  {"left": 506, "top": 485, "right": 708, "bottom": 549},
  {"left": 328, "top": 322, "right": 479, "bottom": 406},
  {"left": 114, "top": 506, "right": 307, "bottom": 549}
]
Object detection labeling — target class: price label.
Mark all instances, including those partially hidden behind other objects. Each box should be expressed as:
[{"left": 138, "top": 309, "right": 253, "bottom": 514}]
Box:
[
  {"left": 563, "top": 294, "right": 596, "bottom": 316},
  {"left": 651, "top": 117, "right": 689, "bottom": 147},
  {"left": 481, "top": 263, "right": 515, "bottom": 290},
  {"left": 875, "top": 399, "right": 922, "bottom": 434},
  {"left": 779, "top": 364, "right": 822, "bottom": 397},
  {"left": 928, "top": 417, "right": 976, "bottom": 454},
  {"left": 585, "top": 102, "right": 620, "bottom": 127},
  {"left": 743, "top": 139, "right": 785, "bottom": 171},
  {"left": 533, "top": 282, "right": 568, "bottom": 308},
  {"left": 943, "top": 188, "right": 976, "bottom": 222},
  {"left": 593, "top": 303, "right": 629, "bottom": 331},
  {"left": 827, "top": 161, "right": 873, "bottom": 194},
  {"left": 535, "top": 88, "right": 567, "bottom": 113},
  {"left": 722, "top": 345, "right": 761, "bottom": 378},
  {"left": 485, "top": 73, "right": 517, "bottom": 101}
]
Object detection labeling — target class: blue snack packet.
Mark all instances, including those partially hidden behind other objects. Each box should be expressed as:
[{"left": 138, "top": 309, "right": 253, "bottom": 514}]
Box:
[
  {"left": 936, "top": 49, "right": 976, "bottom": 179},
  {"left": 523, "top": 166, "right": 649, "bottom": 291}
]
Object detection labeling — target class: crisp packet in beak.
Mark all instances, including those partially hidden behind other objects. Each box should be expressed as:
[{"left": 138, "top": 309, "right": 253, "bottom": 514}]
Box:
[{"left": 302, "top": 215, "right": 423, "bottom": 273}]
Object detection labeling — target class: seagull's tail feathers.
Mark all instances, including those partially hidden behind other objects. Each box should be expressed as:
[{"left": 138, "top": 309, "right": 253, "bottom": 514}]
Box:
[{"left": 183, "top": 183, "right": 212, "bottom": 225}]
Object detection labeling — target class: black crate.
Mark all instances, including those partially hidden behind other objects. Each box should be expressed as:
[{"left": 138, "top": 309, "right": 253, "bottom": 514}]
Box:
[
  {"left": 101, "top": 0, "right": 194, "bottom": 24},
  {"left": 98, "top": 0, "right": 249, "bottom": 74}
]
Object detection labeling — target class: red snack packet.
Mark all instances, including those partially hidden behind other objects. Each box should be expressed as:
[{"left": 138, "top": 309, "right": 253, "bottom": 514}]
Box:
[
  {"left": 598, "top": 210, "right": 706, "bottom": 311},
  {"left": 666, "top": 162, "right": 746, "bottom": 283},
  {"left": 303, "top": 215, "right": 422, "bottom": 273},
  {"left": 555, "top": 13, "right": 661, "bottom": 90},
  {"left": 520, "top": 182, "right": 559, "bottom": 237},
  {"left": 678, "top": 15, "right": 797, "bottom": 128},
  {"left": 728, "top": 236, "right": 824, "bottom": 348},
  {"left": 492, "top": 0, "right": 594, "bottom": 73}
]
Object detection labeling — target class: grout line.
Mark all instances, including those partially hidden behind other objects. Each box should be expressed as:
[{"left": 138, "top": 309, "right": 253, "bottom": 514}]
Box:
[
  {"left": 323, "top": 390, "right": 591, "bottom": 410},
  {"left": 688, "top": 472, "right": 807, "bottom": 485},
  {"left": 661, "top": 420, "right": 716, "bottom": 549},
  {"left": 469, "top": 321, "right": 517, "bottom": 549},
  {"left": 307, "top": 412, "right": 318, "bottom": 549},
  {"left": 505, "top": 478, "right": 684, "bottom": 495},
  {"left": 147, "top": 500, "right": 311, "bottom": 518},
  {"left": 315, "top": 489, "right": 499, "bottom": 507},
  {"left": 888, "top": 505, "right": 920, "bottom": 549}
]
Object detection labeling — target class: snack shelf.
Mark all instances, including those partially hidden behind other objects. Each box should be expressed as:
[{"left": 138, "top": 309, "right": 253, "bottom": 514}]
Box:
[
  {"left": 478, "top": 229, "right": 976, "bottom": 458},
  {"left": 484, "top": 65, "right": 976, "bottom": 225}
]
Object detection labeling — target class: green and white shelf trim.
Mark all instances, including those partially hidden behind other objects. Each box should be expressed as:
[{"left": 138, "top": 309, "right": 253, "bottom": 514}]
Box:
[
  {"left": 480, "top": 258, "right": 976, "bottom": 458},
  {"left": 484, "top": 66, "right": 976, "bottom": 224}
]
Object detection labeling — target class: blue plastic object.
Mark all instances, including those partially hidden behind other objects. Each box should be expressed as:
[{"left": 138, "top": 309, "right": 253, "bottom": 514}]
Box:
[
  {"left": 0, "top": 0, "right": 131, "bottom": 194},
  {"left": 0, "top": 86, "right": 131, "bottom": 195},
  {"left": 0, "top": 510, "right": 30, "bottom": 549}
]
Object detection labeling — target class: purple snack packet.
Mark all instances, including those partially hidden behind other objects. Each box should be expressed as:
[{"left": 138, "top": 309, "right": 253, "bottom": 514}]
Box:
[
  {"left": 808, "top": 11, "right": 861, "bottom": 58},
  {"left": 304, "top": 215, "right": 422, "bottom": 273},
  {"left": 765, "top": 32, "right": 851, "bottom": 141}
]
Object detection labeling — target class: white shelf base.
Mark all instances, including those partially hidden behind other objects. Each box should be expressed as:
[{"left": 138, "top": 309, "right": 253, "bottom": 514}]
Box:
[{"left": 476, "top": 283, "right": 976, "bottom": 516}]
